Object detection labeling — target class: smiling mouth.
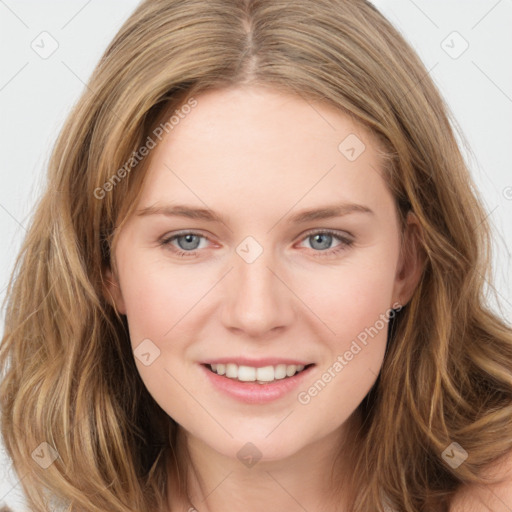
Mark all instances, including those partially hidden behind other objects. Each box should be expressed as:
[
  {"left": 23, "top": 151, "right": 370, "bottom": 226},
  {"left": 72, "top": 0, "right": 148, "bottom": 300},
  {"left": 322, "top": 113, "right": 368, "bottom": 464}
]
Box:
[{"left": 204, "top": 362, "right": 315, "bottom": 384}]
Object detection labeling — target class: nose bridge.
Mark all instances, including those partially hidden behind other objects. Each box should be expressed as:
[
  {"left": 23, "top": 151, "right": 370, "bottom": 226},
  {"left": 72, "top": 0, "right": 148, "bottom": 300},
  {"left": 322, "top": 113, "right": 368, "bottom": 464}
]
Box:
[{"left": 221, "top": 236, "right": 295, "bottom": 335}]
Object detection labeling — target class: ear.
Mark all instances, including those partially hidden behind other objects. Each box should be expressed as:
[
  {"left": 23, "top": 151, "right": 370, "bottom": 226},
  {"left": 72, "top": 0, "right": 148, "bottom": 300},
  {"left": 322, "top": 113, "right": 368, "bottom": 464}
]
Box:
[
  {"left": 392, "top": 211, "right": 425, "bottom": 308},
  {"left": 102, "top": 264, "right": 127, "bottom": 315}
]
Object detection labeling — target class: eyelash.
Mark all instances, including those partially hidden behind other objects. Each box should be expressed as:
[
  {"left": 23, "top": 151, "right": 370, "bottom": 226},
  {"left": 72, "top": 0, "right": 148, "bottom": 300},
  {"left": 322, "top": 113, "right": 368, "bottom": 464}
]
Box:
[{"left": 159, "top": 229, "right": 354, "bottom": 259}]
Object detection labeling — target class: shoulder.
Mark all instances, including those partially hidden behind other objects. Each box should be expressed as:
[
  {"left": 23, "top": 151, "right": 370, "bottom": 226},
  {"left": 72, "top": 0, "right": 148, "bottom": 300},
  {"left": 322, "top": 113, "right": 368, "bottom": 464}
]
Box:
[{"left": 449, "top": 450, "right": 512, "bottom": 512}]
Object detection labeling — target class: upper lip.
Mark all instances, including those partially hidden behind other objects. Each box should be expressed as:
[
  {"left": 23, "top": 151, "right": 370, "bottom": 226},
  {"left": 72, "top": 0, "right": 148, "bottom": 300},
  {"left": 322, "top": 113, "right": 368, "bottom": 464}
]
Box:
[{"left": 202, "top": 357, "right": 314, "bottom": 367}]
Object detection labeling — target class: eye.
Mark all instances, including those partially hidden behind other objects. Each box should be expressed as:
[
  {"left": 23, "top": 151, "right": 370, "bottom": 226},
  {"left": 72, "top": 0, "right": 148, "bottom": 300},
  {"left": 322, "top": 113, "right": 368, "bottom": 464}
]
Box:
[
  {"left": 159, "top": 229, "right": 354, "bottom": 259},
  {"left": 159, "top": 231, "right": 210, "bottom": 257},
  {"left": 297, "top": 229, "right": 354, "bottom": 257}
]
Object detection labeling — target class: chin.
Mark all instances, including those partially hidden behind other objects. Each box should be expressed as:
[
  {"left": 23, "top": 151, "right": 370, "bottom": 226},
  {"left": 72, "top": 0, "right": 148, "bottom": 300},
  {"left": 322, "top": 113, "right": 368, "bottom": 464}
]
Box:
[{"left": 213, "top": 431, "right": 312, "bottom": 465}]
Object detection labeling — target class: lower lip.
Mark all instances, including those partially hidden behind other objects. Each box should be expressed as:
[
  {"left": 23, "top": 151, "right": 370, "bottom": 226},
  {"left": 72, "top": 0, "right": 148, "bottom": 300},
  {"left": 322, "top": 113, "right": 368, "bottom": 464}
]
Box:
[{"left": 200, "top": 364, "right": 315, "bottom": 404}]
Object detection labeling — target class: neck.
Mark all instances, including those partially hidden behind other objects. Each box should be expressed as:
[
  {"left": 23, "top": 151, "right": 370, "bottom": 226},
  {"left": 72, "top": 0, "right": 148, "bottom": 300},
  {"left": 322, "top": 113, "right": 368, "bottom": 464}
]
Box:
[{"left": 166, "top": 412, "right": 362, "bottom": 512}]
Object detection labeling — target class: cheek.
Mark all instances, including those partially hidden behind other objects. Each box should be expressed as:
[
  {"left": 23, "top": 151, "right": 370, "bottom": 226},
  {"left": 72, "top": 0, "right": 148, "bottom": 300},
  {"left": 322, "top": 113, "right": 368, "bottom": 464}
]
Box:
[
  {"left": 117, "top": 257, "right": 209, "bottom": 417},
  {"left": 295, "top": 245, "right": 399, "bottom": 341},
  {"left": 292, "top": 244, "right": 398, "bottom": 406},
  {"left": 118, "top": 253, "right": 210, "bottom": 344},
  {"left": 295, "top": 260, "right": 394, "bottom": 420}
]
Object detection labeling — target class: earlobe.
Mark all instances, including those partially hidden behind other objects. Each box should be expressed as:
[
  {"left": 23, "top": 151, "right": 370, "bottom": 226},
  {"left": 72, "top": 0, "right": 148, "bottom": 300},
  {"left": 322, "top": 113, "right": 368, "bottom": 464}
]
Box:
[
  {"left": 102, "top": 265, "right": 127, "bottom": 315},
  {"left": 392, "top": 211, "right": 425, "bottom": 307}
]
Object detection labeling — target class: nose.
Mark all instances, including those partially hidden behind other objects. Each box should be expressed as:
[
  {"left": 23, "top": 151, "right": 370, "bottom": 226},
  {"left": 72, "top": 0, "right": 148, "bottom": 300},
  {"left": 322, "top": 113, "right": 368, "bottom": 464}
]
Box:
[{"left": 220, "top": 245, "right": 297, "bottom": 338}]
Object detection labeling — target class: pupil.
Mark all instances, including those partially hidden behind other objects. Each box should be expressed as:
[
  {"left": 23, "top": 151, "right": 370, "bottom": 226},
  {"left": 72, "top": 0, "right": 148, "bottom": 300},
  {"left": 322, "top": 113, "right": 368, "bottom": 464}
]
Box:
[
  {"left": 180, "top": 234, "right": 199, "bottom": 250},
  {"left": 312, "top": 233, "right": 331, "bottom": 250}
]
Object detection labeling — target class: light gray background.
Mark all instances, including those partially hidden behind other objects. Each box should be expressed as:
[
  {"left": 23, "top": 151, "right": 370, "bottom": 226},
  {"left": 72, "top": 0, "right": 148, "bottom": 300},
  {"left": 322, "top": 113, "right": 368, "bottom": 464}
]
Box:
[{"left": 1, "top": 1, "right": 511, "bottom": 509}]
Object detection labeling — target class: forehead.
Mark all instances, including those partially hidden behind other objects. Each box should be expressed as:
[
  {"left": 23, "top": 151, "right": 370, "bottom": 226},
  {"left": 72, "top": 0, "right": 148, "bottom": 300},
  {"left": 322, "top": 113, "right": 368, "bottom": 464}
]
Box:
[{"left": 133, "top": 85, "right": 392, "bottom": 223}]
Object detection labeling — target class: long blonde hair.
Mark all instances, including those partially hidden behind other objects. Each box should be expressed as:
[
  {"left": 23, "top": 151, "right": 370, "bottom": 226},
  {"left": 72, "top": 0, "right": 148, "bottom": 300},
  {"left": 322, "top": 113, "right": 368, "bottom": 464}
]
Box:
[{"left": 1, "top": 0, "right": 511, "bottom": 511}]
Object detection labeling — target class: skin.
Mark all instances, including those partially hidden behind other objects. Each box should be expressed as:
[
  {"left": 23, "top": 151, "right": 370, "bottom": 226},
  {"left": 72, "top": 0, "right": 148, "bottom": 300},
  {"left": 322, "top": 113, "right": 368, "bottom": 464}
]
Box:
[
  {"left": 105, "top": 84, "right": 424, "bottom": 512},
  {"left": 449, "top": 452, "right": 512, "bottom": 511}
]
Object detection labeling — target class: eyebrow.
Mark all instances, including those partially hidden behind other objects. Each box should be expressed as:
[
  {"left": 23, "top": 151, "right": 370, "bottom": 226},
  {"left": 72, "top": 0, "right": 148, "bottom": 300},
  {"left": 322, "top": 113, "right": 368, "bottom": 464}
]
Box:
[{"left": 135, "top": 202, "right": 374, "bottom": 224}]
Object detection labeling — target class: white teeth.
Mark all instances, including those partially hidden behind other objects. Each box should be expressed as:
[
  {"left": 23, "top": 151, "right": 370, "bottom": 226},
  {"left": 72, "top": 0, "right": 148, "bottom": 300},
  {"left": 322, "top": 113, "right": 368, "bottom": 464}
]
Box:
[
  {"left": 256, "top": 366, "right": 274, "bottom": 381},
  {"left": 238, "top": 365, "right": 256, "bottom": 381},
  {"left": 208, "top": 362, "right": 308, "bottom": 383},
  {"left": 286, "top": 364, "right": 297, "bottom": 377},
  {"left": 274, "top": 364, "right": 287, "bottom": 379},
  {"left": 226, "top": 363, "right": 238, "bottom": 378}
]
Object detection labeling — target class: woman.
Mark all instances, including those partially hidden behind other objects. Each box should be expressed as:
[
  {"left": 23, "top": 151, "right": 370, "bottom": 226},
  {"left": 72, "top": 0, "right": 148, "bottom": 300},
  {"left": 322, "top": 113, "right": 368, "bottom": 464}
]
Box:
[{"left": 1, "top": 0, "right": 511, "bottom": 511}]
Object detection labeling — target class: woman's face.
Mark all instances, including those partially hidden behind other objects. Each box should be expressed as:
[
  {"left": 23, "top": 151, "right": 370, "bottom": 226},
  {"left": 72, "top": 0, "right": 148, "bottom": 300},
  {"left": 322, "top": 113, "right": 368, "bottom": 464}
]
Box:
[{"left": 106, "top": 85, "right": 420, "bottom": 463}]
